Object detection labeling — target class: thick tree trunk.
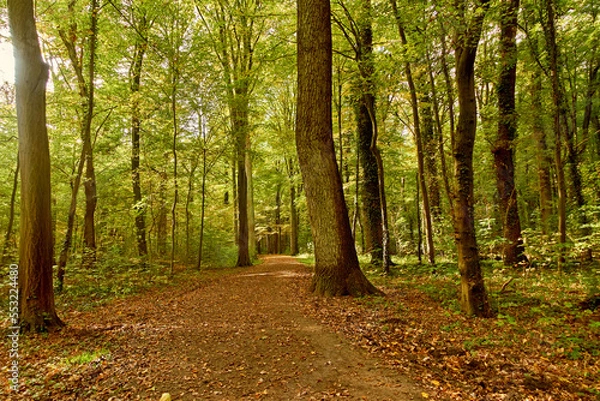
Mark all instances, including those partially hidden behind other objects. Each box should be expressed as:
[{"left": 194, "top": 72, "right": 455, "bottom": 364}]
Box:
[
  {"left": 453, "top": 0, "right": 493, "bottom": 317},
  {"left": 355, "top": 0, "right": 384, "bottom": 265},
  {"left": 9, "top": 0, "right": 63, "bottom": 331},
  {"left": 234, "top": 83, "right": 252, "bottom": 267},
  {"left": 297, "top": 0, "right": 379, "bottom": 296},
  {"left": 357, "top": 100, "right": 384, "bottom": 263},
  {"left": 493, "top": 0, "right": 527, "bottom": 266}
]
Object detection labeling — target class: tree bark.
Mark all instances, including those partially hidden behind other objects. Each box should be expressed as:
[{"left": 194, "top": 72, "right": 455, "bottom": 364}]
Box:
[
  {"left": 453, "top": 0, "right": 493, "bottom": 317},
  {"left": 297, "top": 0, "right": 379, "bottom": 296},
  {"left": 9, "top": 0, "right": 63, "bottom": 331},
  {"left": 130, "top": 16, "right": 149, "bottom": 258},
  {"left": 493, "top": 0, "right": 527, "bottom": 266},
  {"left": 56, "top": 146, "right": 85, "bottom": 292},
  {"left": 58, "top": 0, "right": 98, "bottom": 269},
  {"left": 391, "top": 0, "right": 435, "bottom": 265},
  {"left": 542, "top": 0, "right": 567, "bottom": 268},
  {"left": 286, "top": 158, "right": 299, "bottom": 256},
  {"left": 354, "top": 0, "right": 384, "bottom": 265},
  {"left": 530, "top": 72, "right": 554, "bottom": 235}
]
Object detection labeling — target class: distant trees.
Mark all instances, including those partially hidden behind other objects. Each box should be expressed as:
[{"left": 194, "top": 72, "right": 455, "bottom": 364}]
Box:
[{"left": 2, "top": 0, "right": 599, "bottom": 322}]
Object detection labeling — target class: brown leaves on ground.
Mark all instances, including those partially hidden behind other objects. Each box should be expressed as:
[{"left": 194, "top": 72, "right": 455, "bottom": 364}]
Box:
[
  {"left": 302, "top": 262, "right": 600, "bottom": 400},
  {"left": 1, "top": 256, "right": 422, "bottom": 401}
]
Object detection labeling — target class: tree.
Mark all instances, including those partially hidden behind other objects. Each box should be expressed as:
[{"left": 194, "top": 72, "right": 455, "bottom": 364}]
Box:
[
  {"left": 8, "top": 0, "right": 63, "bottom": 331},
  {"left": 297, "top": 0, "right": 379, "bottom": 296},
  {"left": 492, "top": 0, "right": 527, "bottom": 266},
  {"left": 56, "top": 0, "right": 99, "bottom": 269},
  {"left": 542, "top": 0, "right": 568, "bottom": 268},
  {"left": 390, "top": 0, "right": 435, "bottom": 265},
  {"left": 452, "top": 0, "right": 493, "bottom": 317}
]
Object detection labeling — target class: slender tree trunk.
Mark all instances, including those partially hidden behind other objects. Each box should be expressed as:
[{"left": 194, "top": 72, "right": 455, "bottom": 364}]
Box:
[
  {"left": 9, "top": 0, "right": 63, "bottom": 331},
  {"left": 493, "top": 0, "right": 527, "bottom": 266},
  {"left": 543, "top": 0, "right": 567, "bottom": 268},
  {"left": 157, "top": 170, "right": 168, "bottom": 256},
  {"left": 531, "top": 73, "right": 554, "bottom": 235},
  {"left": 130, "top": 21, "right": 149, "bottom": 258},
  {"left": 391, "top": 0, "right": 435, "bottom": 265},
  {"left": 185, "top": 162, "right": 197, "bottom": 264},
  {"left": 426, "top": 52, "right": 455, "bottom": 220},
  {"left": 285, "top": 158, "right": 300, "bottom": 256},
  {"left": 420, "top": 92, "right": 441, "bottom": 218},
  {"left": 170, "top": 70, "right": 179, "bottom": 275},
  {"left": 196, "top": 144, "right": 208, "bottom": 270},
  {"left": 453, "top": 0, "right": 493, "bottom": 317},
  {"left": 56, "top": 146, "right": 86, "bottom": 292},
  {"left": 246, "top": 140, "right": 256, "bottom": 258},
  {"left": 275, "top": 181, "right": 282, "bottom": 254},
  {"left": 297, "top": 0, "right": 379, "bottom": 296},
  {"left": 2, "top": 156, "right": 19, "bottom": 264},
  {"left": 58, "top": 0, "right": 98, "bottom": 269},
  {"left": 82, "top": 0, "right": 99, "bottom": 268}
]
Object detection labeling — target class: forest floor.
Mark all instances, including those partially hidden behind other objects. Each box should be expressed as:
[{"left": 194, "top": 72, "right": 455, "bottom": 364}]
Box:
[
  {"left": 1, "top": 255, "right": 599, "bottom": 400},
  {"left": 1, "top": 256, "right": 424, "bottom": 401}
]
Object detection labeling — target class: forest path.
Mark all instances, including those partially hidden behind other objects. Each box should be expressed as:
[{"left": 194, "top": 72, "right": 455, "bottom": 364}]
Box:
[
  {"left": 41, "top": 255, "right": 423, "bottom": 401},
  {"left": 101, "top": 255, "right": 423, "bottom": 400}
]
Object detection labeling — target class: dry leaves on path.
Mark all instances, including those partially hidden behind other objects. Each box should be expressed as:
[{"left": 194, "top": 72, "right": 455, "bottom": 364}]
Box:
[{"left": 1, "top": 256, "right": 423, "bottom": 401}]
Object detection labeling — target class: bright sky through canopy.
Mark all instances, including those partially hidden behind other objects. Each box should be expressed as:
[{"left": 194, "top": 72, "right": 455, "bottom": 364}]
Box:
[{"left": 0, "top": 39, "right": 15, "bottom": 84}]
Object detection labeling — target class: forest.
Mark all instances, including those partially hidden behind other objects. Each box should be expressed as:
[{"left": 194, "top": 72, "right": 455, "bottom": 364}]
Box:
[{"left": 1, "top": 0, "right": 599, "bottom": 399}]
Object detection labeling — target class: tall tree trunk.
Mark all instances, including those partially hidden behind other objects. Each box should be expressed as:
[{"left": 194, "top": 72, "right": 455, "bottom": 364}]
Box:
[
  {"left": 196, "top": 141, "right": 208, "bottom": 270},
  {"left": 130, "top": 18, "right": 149, "bottom": 259},
  {"left": 531, "top": 74, "right": 554, "bottom": 236},
  {"left": 56, "top": 146, "right": 86, "bottom": 292},
  {"left": 493, "top": 0, "right": 527, "bottom": 266},
  {"left": 246, "top": 140, "right": 257, "bottom": 258},
  {"left": 82, "top": 0, "right": 99, "bottom": 268},
  {"left": 170, "top": 69, "right": 179, "bottom": 275},
  {"left": 234, "top": 83, "right": 252, "bottom": 267},
  {"left": 2, "top": 156, "right": 19, "bottom": 264},
  {"left": 297, "top": 0, "right": 379, "bottom": 296},
  {"left": 286, "top": 158, "right": 299, "bottom": 256},
  {"left": 157, "top": 170, "right": 168, "bottom": 256},
  {"left": 426, "top": 52, "right": 455, "bottom": 219},
  {"left": 58, "top": 0, "right": 98, "bottom": 269},
  {"left": 185, "top": 161, "right": 197, "bottom": 264},
  {"left": 9, "top": 0, "right": 63, "bottom": 331},
  {"left": 420, "top": 92, "right": 441, "bottom": 218},
  {"left": 355, "top": 0, "right": 384, "bottom": 265},
  {"left": 391, "top": 0, "right": 435, "bottom": 265},
  {"left": 543, "top": 0, "right": 567, "bottom": 268},
  {"left": 453, "top": 0, "right": 493, "bottom": 317}
]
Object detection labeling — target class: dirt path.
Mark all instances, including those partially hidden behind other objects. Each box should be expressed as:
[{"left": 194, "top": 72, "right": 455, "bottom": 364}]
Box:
[{"left": 5, "top": 256, "right": 424, "bottom": 400}]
